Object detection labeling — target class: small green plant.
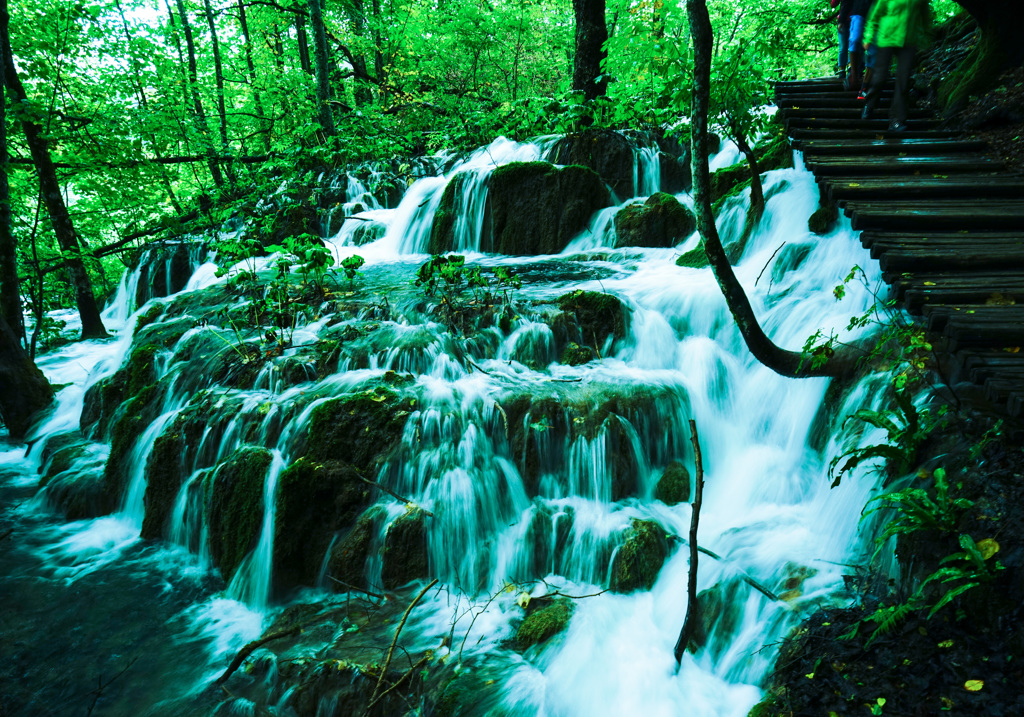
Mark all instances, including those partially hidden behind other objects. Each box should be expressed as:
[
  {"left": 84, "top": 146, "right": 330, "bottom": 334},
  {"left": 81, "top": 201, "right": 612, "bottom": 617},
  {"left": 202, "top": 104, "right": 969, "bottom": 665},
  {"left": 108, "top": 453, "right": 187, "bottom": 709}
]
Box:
[
  {"left": 340, "top": 255, "right": 366, "bottom": 290},
  {"left": 414, "top": 254, "right": 521, "bottom": 333},
  {"left": 862, "top": 468, "right": 973, "bottom": 551}
]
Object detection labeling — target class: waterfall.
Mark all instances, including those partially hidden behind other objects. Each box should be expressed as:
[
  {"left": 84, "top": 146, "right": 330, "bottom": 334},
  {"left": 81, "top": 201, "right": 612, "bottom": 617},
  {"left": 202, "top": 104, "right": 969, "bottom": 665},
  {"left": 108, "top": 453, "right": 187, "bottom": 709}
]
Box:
[{"left": 3, "top": 130, "right": 897, "bottom": 716}]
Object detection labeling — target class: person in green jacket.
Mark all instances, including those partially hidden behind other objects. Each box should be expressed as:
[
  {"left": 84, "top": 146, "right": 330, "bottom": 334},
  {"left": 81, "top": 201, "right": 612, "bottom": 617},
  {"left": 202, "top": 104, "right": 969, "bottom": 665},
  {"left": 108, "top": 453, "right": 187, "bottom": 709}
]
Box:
[{"left": 860, "top": 0, "right": 932, "bottom": 131}]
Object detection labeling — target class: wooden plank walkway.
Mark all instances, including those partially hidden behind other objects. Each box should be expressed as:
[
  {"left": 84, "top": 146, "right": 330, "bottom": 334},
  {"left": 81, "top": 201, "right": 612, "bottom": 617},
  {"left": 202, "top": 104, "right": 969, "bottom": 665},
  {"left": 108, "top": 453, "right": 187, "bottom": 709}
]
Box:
[{"left": 775, "top": 77, "right": 1024, "bottom": 417}]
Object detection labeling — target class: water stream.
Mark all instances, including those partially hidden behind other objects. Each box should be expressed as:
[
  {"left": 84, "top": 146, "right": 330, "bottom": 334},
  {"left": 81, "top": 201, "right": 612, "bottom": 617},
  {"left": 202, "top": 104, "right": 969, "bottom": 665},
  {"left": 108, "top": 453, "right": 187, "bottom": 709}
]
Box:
[{"left": 0, "top": 133, "right": 892, "bottom": 716}]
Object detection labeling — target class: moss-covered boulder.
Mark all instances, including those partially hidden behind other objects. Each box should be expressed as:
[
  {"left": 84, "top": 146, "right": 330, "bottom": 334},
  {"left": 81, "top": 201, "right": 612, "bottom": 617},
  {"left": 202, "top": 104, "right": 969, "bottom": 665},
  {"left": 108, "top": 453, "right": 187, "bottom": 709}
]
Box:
[
  {"left": 515, "top": 597, "right": 574, "bottom": 650},
  {"left": 710, "top": 162, "right": 752, "bottom": 206},
  {"left": 81, "top": 344, "right": 160, "bottom": 440},
  {"left": 273, "top": 458, "right": 372, "bottom": 590},
  {"left": 655, "top": 461, "right": 691, "bottom": 505},
  {"left": 304, "top": 387, "right": 412, "bottom": 473},
  {"left": 381, "top": 506, "right": 430, "bottom": 589},
  {"left": 352, "top": 220, "right": 386, "bottom": 246},
  {"left": 134, "top": 242, "right": 198, "bottom": 306},
  {"left": 428, "top": 172, "right": 471, "bottom": 255},
  {"left": 101, "top": 383, "right": 163, "bottom": 506},
  {"left": 550, "top": 129, "right": 636, "bottom": 199},
  {"left": 808, "top": 203, "right": 839, "bottom": 235},
  {"left": 140, "top": 406, "right": 207, "bottom": 540},
  {"left": 204, "top": 446, "right": 272, "bottom": 581},
  {"left": 467, "top": 162, "right": 610, "bottom": 255},
  {"left": 560, "top": 342, "right": 596, "bottom": 366},
  {"left": 326, "top": 506, "right": 384, "bottom": 590},
  {"left": 556, "top": 290, "right": 630, "bottom": 353},
  {"left": 614, "top": 193, "right": 696, "bottom": 248},
  {"left": 609, "top": 519, "right": 670, "bottom": 592},
  {"left": 38, "top": 434, "right": 112, "bottom": 519}
]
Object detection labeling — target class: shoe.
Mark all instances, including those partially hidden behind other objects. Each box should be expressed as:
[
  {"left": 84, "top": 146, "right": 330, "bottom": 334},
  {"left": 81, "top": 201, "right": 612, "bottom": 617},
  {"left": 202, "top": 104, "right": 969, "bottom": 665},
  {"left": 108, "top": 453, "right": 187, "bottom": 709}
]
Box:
[
  {"left": 861, "top": 106, "right": 872, "bottom": 120},
  {"left": 889, "top": 121, "right": 907, "bottom": 132},
  {"left": 857, "top": 92, "right": 867, "bottom": 100}
]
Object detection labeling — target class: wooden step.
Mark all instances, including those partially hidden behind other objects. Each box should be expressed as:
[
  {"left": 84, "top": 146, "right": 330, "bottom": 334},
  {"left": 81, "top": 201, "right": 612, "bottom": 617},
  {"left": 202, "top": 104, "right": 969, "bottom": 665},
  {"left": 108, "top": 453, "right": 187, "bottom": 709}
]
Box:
[
  {"left": 791, "top": 128, "right": 955, "bottom": 141},
  {"left": 800, "top": 138, "right": 988, "bottom": 156},
  {"left": 781, "top": 107, "right": 933, "bottom": 120},
  {"left": 785, "top": 118, "right": 942, "bottom": 132},
  {"left": 859, "top": 231, "right": 1024, "bottom": 251},
  {"left": 956, "top": 350, "right": 1024, "bottom": 383},
  {"left": 807, "top": 155, "right": 1003, "bottom": 176},
  {"left": 846, "top": 201, "right": 1024, "bottom": 231},
  {"left": 891, "top": 272, "right": 1024, "bottom": 311},
  {"left": 878, "top": 247, "right": 1024, "bottom": 274},
  {"left": 776, "top": 91, "right": 894, "bottom": 103},
  {"left": 822, "top": 174, "right": 1024, "bottom": 201},
  {"left": 777, "top": 97, "right": 890, "bottom": 110}
]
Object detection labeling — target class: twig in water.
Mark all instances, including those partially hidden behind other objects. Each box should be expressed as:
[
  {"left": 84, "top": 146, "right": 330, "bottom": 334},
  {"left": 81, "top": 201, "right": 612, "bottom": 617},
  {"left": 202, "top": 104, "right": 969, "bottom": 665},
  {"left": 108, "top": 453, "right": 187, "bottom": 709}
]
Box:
[
  {"left": 370, "top": 578, "right": 438, "bottom": 706},
  {"left": 458, "top": 584, "right": 507, "bottom": 662},
  {"left": 755, "top": 241, "right": 786, "bottom": 287},
  {"left": 328, "top": 577, "right": 386, "bottom": 600},
  {"left": 674, "top": 419, "right": 705, "bottom": 665},
  {"left": 86, "top": 657, "right": 138, "bottom": 716},
  {"left": 216, "top": 625, "right": 302, "bottom": 685},
  {"left": 353, "top": 475, "right": 434, "bottom": 517},
  {"left": 365, "top": 654, "right": 430, "bottom": 713}
]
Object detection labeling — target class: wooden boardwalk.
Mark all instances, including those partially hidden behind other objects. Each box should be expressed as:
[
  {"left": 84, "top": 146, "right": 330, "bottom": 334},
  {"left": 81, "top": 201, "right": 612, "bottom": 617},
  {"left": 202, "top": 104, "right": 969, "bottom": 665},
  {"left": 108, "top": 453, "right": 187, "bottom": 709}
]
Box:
[{"left": 775, "top": 77, "right": 1024, "bottom": 416}]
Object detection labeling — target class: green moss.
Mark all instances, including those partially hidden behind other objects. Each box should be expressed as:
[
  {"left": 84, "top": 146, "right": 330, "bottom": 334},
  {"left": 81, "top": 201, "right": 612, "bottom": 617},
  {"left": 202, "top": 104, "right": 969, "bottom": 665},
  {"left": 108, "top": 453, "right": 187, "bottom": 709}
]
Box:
[
  {"left": 204, "top": 446, "right": 272, "bottom": 581},
  {"left": 428, "top": 172, "right": 470, "bottom": 254},
  {"left": 610, "top": 519, "right": 670, "bottom": 592},
  {"left": 134, "top": 304, "right": 165, "bottom": 336},
  {"left": 561, "top": 342, "right": 596, "bottom": 366},
  {"left": 516, "top": 598, "right": 574, "bottom": 650},
  {"left": 808, "top": 204, "right": 839, "bottom": 235},
  {"left": 676, "top": 242, "right": 710, "bottom": 269},
  {"left": 757, "top": 136, "right": 795, "bottom": 173},
  {"left": 273, "top": 458, "right": 370, "bottom": 589},
  {"left": 486, "top": 162, "right": 610, "bottom": 255},
  {"left": 938, "top": 26, "right": 1004, "bottom": 111},
  {"left": 614, "top": 193, "right": 696, "bottom": 248},
  {"left": 126, "top": 344, "right": 160, "bottom": 396},
  {"left": 327, "top": 506, "right": 385, "bottom": 590},
  {"left": 556, "top": 290, "right": 630, "bottom": 350},
  {"left": 381, "top": 506, "right": 430, "bottom": 589},
  {"left": 655, "top": 461, "right": 691, "bottom": 505},
  {"left": 140, "top": 427, "right": 185, "bottom": 540},
  {"left": 304, "top": 387, "right": 411, "bottom": 471},
  {"left": 710, "top": 163, "right": 752, "bottom": 207},
  {"left": 102, "top": 383, "right": 162, "bottom": 504}
]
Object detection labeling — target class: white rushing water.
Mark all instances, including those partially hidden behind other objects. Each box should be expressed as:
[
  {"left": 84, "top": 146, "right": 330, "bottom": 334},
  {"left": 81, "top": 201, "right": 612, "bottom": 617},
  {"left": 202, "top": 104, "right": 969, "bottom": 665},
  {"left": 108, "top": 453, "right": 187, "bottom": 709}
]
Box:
[{"left": 3, "top": 132, "right": 894, "bottom": 715}]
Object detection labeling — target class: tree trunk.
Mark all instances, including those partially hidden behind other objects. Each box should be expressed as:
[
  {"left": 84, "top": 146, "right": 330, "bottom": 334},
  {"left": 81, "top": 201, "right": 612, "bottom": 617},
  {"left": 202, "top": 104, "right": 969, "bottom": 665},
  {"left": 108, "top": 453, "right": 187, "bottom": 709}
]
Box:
[
  {"left": 0, "top": 311, "right": 52, "bottom": 439},
  {"left": 202, "top": 0, "right": 232, "bottom": 169},
  {"left": 572, "top": 0, "right": 608, "bottom": 101},
  {"left": 296, "top": 12, "right": 313, "bottom": 74},
  {"left": 237, "top": 0, "right": 270, "bottom": 151},
  {"left": 732, "top": 129, "right": 764, "bottom": 221},
  {"left": 174, "top": 0, "right": 226, "bottom": 186},
  {"left": 372, "top": 0, "right": 384, "bottom": 99},
  {"left": 1, "top": 0, "right": 107, "bottom": 339},
  {"left": 685, "top": 0, "right": 856, "bottom": 380},
  {"left": 308, "top": 0, "right": 336, "bottom": 136},
  {"left": 0, "top": 57, "right": 22, "bottom": 343}
]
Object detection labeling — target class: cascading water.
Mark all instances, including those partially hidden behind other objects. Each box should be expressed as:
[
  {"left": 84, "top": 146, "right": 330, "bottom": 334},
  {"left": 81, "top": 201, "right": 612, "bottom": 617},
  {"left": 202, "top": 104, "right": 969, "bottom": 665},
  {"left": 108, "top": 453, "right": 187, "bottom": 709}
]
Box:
[{"left": 1, "top": 131, "right": 896, "bottom": 715}]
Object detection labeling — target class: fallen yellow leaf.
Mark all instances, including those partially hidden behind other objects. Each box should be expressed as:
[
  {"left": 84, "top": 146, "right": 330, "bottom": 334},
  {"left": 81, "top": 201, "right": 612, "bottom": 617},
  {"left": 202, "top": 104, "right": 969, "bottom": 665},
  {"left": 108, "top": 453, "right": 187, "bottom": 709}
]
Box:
[
  {"left": 977, "top": 538, "right": 1000, "bottom": 560},
  {"left": 964, "top": 679, "right": 984, "bottom": 692}
]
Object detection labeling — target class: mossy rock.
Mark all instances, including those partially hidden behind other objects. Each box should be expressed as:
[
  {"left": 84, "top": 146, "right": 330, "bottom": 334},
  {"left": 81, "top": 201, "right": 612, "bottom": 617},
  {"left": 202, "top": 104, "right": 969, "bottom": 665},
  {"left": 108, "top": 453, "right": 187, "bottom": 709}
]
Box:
[
  {"left": 133, "top": 315, "right": 196, "bottom": 349},
  {"left": 39, "top": 435, "right": 112, "bottom": 519},
  {"left": 352, "top": 221, "right": 386, "bottom": 246},
  {"left": 475, "top": 162, "right": 610, "bottom": 255},
  {"left": 556, "top": 290, "right": 630, "bottom": 353},
  {"left": 515, "top": 597, "right": 574, "bottom": 650},
  {"left": 140, "top": 405, "right": 207, "bottom": 540},
  {"left": 134, "top": 242, "right": 198, "bottom": 305},
  {"left": 560, "top": 342, "right": 596, "bottom": 366},
  {"left": 808, "top": 203, "right": 839, "bottom": 235},
  {"left": 80, "top": 371, "right": 128, "bottom": 439},
  {"left": 326, "top": 506, "right": 385, "bottom": 590},
  {"left": 204, "top": 446, "right": 272, "bottom": 581},
  {"left": 614, "top": 193, "right": 696, "bottom": 248},
  {"left": 102, "top": 383, "right": 163, "bottom": 505},
  {"left": 550, "top": 128, "right": 636, "bottom": 199},
  {"left": 428, "top": 172, "right": 471, "bottom": 255},
  {"left": 304, "top": 387, "right": 412, "bottom": 473},
  {"left": 655, "top": 461, "right": 691, "bottom": 505},
  {"left": 757, "top": 136, "right": 795, "bottom": 173},
  {"left": 125, "top": 345, "right": 160, "bottom": 399},
  {"left": 675, "top": 242, "right": 709, "bottom": 269},
  {"left": 710, "top": 162, "right": 752, "bottom": 207},
  {"left": 380, "top": 506, "right": 430, "bottom": 589},
  {"left": 609, "top": 519, "right": 670, "bottom": 592},
  {"left": 134, "top": 304, "right": 165, "bottom": 336},
  {"left": 273, "top": 458, "right": 372, "bottom": 590}
]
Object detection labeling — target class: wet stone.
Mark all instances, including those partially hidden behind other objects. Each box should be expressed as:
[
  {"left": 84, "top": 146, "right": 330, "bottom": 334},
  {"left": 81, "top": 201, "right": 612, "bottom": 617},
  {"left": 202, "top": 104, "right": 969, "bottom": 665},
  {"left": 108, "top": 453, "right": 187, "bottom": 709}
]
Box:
[
  {"left": 380, "top": 506, "right": 430, "bottom": 589},
  {"left": 609, "top": 519, "right": 670, "bottom": 592},
  {"left": 655, "top": 461, "right": 691, "bottom": 505}
]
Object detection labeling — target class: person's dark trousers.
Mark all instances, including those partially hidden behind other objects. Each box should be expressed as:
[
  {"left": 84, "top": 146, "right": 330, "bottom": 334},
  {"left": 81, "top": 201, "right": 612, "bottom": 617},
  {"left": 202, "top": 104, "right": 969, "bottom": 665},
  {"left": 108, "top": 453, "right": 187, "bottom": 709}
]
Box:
[{"left": 863, "top": 45, "right": 916, "bottom": 127}]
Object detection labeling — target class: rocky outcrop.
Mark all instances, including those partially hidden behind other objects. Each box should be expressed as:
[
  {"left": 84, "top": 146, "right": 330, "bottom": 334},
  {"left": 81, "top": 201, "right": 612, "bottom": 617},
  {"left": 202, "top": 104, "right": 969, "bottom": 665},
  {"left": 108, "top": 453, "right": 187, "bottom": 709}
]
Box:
[
  {"left": 614, "top": 193, "right": 696, "bottom": 248},
  {"left": 655, "top": 461, "right": 691, "bottom": 505},
  {"left": 609, "top": 519, "right": 670, "bottom": 592},
  {"left": 515, "top": 597, "right": 574, "bottom": 650},
  {"left": 326, "top": 507, "right": 384, "bottom": 589},
  {"left": 551, "top": 129, "right": 636, "bottom": 199},
  {"left": 204, "top": 446, "right": 272, "bottom": 582},
  {"left": 381, "top": 506, "right": 430, "bottom": 589}
]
